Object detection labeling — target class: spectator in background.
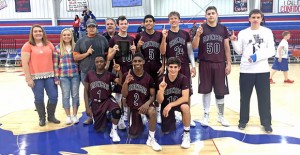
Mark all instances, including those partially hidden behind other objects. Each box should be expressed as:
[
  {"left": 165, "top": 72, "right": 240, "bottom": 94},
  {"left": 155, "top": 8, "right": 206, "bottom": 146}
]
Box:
[
  {"left": 21, "top": 24, "right": 60, "bottom": 127},
  {"left": 189, "top": 22, "right": 197, "bottom": 39},
  {"left": 73, "top": 15, "right": 80, "bottom": 40},
  {"left": 270, "top": 31, "right": 294, "bottom": 84},
  {"left": 54, "top": 28, "right": 80, "bottom": 125},
  {"left": 137, "top": 22, "right": 145, "bottom": 33}
]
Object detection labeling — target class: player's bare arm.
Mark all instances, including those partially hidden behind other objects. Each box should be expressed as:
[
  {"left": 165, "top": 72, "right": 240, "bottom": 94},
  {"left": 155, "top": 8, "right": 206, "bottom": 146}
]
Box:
[
  {"left": 156, "top": 76, "right": 167, "bottom": 104},
  {"left": 138, "top": 88, "right": 155, "bottom": 114},
  {"left": 224, "top": 38, "right": 232, "bottom": 75},
  {"left": 192, "top": 23, "right": 203, "bottom": 49},
  {"left": 84, "top": 82, "right": 92, "bottom": 117}
]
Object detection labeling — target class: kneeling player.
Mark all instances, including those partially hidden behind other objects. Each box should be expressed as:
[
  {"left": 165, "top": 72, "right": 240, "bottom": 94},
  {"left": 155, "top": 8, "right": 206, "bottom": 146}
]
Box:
[
  {"left": 84, "top": 55, "right": 122, "bottom": 142},
  {"left": 121, "top": 53, "right": 162, "bottom": 151},
  {"left": 156, "top": 57, "right": 191, "bottom": 149}
]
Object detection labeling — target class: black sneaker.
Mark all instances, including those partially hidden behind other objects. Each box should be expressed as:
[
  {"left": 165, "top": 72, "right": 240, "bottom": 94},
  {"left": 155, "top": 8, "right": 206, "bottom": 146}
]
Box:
[
  {"left": 238, "top": 123, "right": 247, "bottom": 130},
  {"left": 264, "top": 126, "right": 273, "bottom": 133}
]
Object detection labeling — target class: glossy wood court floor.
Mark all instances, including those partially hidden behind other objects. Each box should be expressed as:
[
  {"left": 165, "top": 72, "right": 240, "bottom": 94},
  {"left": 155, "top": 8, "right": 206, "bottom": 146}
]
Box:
[{"left": 0, "top": 63, "right": 299, "bottom": 155}]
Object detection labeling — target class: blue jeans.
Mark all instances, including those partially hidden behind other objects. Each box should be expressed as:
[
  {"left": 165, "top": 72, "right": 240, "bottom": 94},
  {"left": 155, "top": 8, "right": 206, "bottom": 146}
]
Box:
[
  {"left": 60, "top": 76, "right": 80, "bottom": 109},
  {"left": 32, "top": 77, "right": 58, "bottom": 104},
  {"left": 80, "top": 72, "right": 87, "bottom": 86}
]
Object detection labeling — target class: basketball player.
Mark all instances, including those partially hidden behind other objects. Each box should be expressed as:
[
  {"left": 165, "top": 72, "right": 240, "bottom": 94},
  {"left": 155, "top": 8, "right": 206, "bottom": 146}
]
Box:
[
  {"left": 156, "top": 57, "right": 191, "bottom": 149},
  {"left": 230, "top": 9, "right": 274, "bottom": 133},
  {"left": 84, "top": 55, "right": 123, "bottom": 142},
  {"left": 192, "top": 6, "right": 231, "bottom": 127},
  {"left": 106, "top": 15, "right": 137, "bottom": 129},
  {"left": 160, "top": 11, "right": 196, "bottom": 126},
  {"left": 135, "top": 14, "right": 165, "bottom": 124},
  {"left": 121, "top": 53, "right": 162, "bottom": 151}
]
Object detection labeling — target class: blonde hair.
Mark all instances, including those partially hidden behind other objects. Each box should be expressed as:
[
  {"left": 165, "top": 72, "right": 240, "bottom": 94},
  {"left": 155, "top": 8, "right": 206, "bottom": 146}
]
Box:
[
  {"left": 59, "top": 28, "right": 75, "bottom": 57},
  {"left": 29, "top": 24, "right": 49, "bottom": 46}
]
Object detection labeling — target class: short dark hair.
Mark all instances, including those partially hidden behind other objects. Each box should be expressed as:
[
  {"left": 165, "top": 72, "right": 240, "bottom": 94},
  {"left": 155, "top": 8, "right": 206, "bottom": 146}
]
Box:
[
  {"left": 206, "top": 6, "right": 218, "bottom": 14},
  {"left": 132, "top": 52, "right": 144, "bottom": 60},
  {"left": 168, "top": 11, "right": 180, "bottom": 19},
  {"left": 144, "top": 14, "right": 155, "bottom": 22},
  {"left": 167, "top": 57, "right": 181, "bottom": 67},
  {"left": 95, "top": 54, "right": 106, "bottom": 61},
  {"left": 249, "top": 9, "right": 263, "bottom": 18},
  {"left": 117, "top": 15, "right": 127, "bottom": 25}
]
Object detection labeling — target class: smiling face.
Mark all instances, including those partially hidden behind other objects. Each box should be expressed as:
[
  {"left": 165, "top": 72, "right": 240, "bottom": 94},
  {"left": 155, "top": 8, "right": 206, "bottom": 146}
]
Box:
[
  {"left": 132, "top": 56, "right": 145, "bottom": 71},
  {"left": 168, "top": 15, "right": 180, "bottom": 28},
  {"left": 117, "top": 19, "right": 129, "bottom": 33},
  {"left": 61, "top": 30, "right": 72, "bottom": 44},
  {"left": 32, "top": 27, "right": 44, "bottom": 41},
  {"left": 167, "top": 64, "right": 180, "bottom": 76},
  {"left": 144, "top": 18, "right": 155, "bottom": 30}
]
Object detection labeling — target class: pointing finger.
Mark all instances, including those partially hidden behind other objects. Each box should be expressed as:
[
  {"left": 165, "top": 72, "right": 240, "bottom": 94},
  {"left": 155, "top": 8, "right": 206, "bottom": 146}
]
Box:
[
  {"left": 162, "top": 76, "right": 165, "bottom": 82},
  {"left": 128, "top": 69, "right": 131, "bottom": 75},
  {"left": 232, "top": 30, "right": 235, "bottom": 35},
  {"left": 113, "top": 59, "right": 116, "bottom": 65},
  {"left": 139, "top": 36, "right": 143, "bottom": 41},
  {"left": 163, "top": 24, "right": 165, "bottom": 30}
]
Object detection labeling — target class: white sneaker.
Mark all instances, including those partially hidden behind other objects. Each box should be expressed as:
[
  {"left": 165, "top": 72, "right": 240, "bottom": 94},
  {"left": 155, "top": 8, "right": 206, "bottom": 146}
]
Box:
[
  {"left": 118, "top": 116, "right": 126, "bottom": 130},
  {"left": 217, "top": 115, "right": 229, "bottom": 127},
  {"left": 141, "top": 114, "right": 148, "bottom": 125},
  {"left": 201, "top": 113, "right": 209, "bottom": 126},
  {"left": 110, "top": 129, "right": 121, "bottom": 142},
  {"left": 190, "top": 120, "right": 196, "bottom": 127},
  {"left": 65, "top": 116, "right": 72, "bottom": 125},
  {"left": 72, "top": 115, "right": 79, "bottom": 124},
  {"left": 181, "top": 132, "right": 191, "bottom": 149},
  {"left": 175, "top": 112, "right": 182, "bottom": 122},
  {"left": 157, "top": 112, "right": 162, "bottom": 124},
  {"left": 146, "top": 136, "right": 162, "bottom": 151}
]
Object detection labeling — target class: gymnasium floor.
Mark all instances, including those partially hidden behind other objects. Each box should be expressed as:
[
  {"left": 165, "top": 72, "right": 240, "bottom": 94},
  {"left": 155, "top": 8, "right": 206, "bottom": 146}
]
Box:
[{"left": 0, "top": 63, "right": 299, "bottom": 155}]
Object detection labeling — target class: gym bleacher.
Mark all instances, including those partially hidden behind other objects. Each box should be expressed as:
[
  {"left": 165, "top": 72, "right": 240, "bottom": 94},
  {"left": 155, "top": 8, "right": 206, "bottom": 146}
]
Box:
[{"left": 0, "top": 14, "right": 300, "bottom": 66}]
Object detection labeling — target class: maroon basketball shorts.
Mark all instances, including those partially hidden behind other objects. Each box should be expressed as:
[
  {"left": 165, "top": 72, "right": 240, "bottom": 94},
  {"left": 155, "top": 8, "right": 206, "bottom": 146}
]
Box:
[
  {"left": 92, "top": 97, "right": 120, "bottom": 132},
  {"left": 128, "top": 103, "right": 155, "bottom": 137},
  {"left": 161, "top": 102, "right": 189, "bottom": 133},
  {"left": 198, "top": 61, "right": 229, "bottom": 96}
]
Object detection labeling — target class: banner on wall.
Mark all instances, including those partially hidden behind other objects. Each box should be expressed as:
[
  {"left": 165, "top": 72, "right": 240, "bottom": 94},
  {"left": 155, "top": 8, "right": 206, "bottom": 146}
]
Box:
[
  {"left": 278, "top": 0, "right": 300, "bottom": 13},
  {"left": 261, "top": 0, "right": 273, "bottom": 13},
  {"left": 233, "top": 0, "right": 248, "bottom": 12},
  {"left": 0, "top": 0, "right": 7, "bottom": 10},
  {"left": 112, "top": 0, "right": 142, "bottom": 7},
  {"left": 66, "top": 0, "right": 89, "bottom": 12},
  {"left": 15, "top": 0, "right": 31, "bottom": 12}
]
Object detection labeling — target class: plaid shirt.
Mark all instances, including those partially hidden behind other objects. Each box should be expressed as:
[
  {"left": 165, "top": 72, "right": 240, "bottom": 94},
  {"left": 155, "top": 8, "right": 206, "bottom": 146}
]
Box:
[{"left": 54, "top": 44, "right": 79, "bottom": 81}]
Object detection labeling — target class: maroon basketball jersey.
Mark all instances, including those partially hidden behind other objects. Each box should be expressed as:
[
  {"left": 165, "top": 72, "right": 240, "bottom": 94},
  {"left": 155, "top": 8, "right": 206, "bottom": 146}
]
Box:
[
  {"left": 124, "top": 71, "right": 155, "bottom": 109},
  {"left": 135, "top": 31, "right": 162, "bottom": 63},
  {"left": 85, "top": 70, "right": 116, "bottom": 103},
  {"left": 109, "top": 35, "right": 135, "bottom": 73},
  {"left": 158, "top": 73, "right": 189, "bottom": 106},
  {"left": 166, "top": 29, "right": 191, "bottom": 65},
  {"left": 198, "top": 23, "right": 229, "bottom": 62}
]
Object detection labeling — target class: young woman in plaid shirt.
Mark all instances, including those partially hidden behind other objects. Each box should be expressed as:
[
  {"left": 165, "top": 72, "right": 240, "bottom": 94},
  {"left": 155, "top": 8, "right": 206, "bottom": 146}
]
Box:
[{"left": 54, "top": 28, "right": 80, "bottom": 125}]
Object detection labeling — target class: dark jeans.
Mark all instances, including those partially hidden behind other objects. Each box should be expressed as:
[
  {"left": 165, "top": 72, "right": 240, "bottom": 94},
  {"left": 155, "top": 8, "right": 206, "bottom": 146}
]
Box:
[{"left": 239, "top": 72, "right": 272, "bottom": 126}]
